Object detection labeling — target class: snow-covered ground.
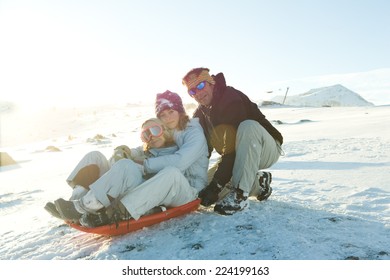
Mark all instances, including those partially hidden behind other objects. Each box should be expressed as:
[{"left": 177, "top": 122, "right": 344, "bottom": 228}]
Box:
[{"left": 0, "top": 89, "right": 389, "bottom": 277}]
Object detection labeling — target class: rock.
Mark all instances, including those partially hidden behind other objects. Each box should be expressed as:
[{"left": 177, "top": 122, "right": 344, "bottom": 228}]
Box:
[
  {"left": 0, "top": 152, "right": 17, "bottom": 166},
  {"left": 45, "top": 146, "right": 61, "bottom": 152}
]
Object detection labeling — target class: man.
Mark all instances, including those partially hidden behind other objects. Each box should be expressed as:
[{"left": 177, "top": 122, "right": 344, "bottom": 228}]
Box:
[{"left": 182, "top": 67, "right": 283, "bottom": 215}]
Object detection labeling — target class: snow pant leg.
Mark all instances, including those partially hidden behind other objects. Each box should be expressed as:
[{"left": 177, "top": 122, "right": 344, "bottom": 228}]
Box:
[
  {"left": 232, "top": 120, "right": 281, "bottom": 194},
  {"left": 69, "top": 185, "right": 89, "bottom": 200},
  {"left": 89, "top": 159, "right": 144, "bottom": 208},
  {"left": 66, "top": 151, "right": 111, "bottom": 188},
  {"left": 78, "top": 190, "right": 105, "bottom": 213},
  {"left": 120, "top": 166, "right": 197, "bottom": 220}
]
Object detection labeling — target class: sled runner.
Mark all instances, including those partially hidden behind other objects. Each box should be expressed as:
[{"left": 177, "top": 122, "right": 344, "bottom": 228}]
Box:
[{"left": 66, "top": 199, "right": 201, "bottom": 236}]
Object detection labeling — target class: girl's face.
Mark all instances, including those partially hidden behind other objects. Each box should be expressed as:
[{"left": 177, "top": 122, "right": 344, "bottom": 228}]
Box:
[
  {"left": 141, "top": 121, "right": 166, "bottom": 148},
  {"left": 158, "top": 109, "right": 180, "bottom": 130}
]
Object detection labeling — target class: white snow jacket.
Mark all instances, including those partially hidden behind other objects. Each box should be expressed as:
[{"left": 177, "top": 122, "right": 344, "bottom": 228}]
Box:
[{"left": 143, "top": 118, "right": 209, "bottom": 192}]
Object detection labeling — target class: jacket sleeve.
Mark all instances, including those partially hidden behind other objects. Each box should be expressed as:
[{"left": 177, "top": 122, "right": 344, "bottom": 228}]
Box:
[
  {"left": 250, "top": 102, "right": 284, "bottom": 145},
  {"left": 193, "top": 108, "right": 214, "bottom": 158},
  {"left": 143, "top": 122, "right": 207, "bottom": 173}
]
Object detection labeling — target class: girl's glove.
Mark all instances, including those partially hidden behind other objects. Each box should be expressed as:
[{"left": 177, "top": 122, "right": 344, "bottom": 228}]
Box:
[{"left": 109, "top": 145, "right": 132, "bottom": 163}]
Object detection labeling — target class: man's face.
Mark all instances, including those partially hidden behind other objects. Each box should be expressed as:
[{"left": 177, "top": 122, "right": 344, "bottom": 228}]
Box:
[{"left": 188, "top": 81, "right": 214, "bottom": 106}]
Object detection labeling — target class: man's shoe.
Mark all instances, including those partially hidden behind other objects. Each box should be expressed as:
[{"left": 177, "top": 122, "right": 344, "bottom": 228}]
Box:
[
  {"left": 214, "top": 188, "right": 249, "bottom": 215},
  {"left": 257, "top": 171, "right": 272, "bottom": 201},
  {"left": 44, "top": 202, "right": 63, "bottom": 220},
  {"left": 54, "top": 198, "right": 83, "bottom": 222}
]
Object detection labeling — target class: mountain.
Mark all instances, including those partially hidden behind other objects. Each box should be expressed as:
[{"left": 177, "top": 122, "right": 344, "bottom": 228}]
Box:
[{"left": 272, "top": 84, "right": 374, "bottom": 107}]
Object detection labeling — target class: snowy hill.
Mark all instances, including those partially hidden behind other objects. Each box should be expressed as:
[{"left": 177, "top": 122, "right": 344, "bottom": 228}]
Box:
[
  {"left": 261, "top": 68, "right": 390, "bottom": 106},
  {"left": 272, "top": 84, "right": 374, "bottom": 107}
]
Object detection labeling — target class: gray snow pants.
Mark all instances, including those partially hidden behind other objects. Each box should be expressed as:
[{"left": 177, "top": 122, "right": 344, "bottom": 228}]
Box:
[{"left": 208, "top": 120, "right": 282, "bottom": 196}]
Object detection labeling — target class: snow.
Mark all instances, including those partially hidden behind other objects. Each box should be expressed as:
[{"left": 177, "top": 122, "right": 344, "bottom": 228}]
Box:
[{"left": 0, "top": 89, "right": 389, "bottom": 277}]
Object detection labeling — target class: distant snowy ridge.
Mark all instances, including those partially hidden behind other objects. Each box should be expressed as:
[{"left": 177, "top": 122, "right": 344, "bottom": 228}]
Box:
[{"left": 272, "top": 84, "right": 374, "bottom": 107}]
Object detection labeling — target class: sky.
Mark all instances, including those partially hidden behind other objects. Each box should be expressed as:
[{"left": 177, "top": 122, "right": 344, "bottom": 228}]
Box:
[{"left": 1, "top": 0, "right": 389, "bottom": 107}]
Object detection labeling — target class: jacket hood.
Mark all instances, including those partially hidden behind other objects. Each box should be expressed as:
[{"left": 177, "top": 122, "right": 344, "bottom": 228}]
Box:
[{"left": 210, "top": 72, "right": 227, "bottom": 106}]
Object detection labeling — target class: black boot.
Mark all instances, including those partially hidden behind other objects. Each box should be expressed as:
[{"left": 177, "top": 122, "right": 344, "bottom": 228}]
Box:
[
  {"left": 257, "top": 172, "right": 273, "bottom": 201},
  {"left": 79, "top": 211, "right": 110, "bottom": 228},
  {"left": 79, "top": 200, "right": 131, "bottom": 228},
  {"left": 54, "top": 198, "right": 83, "bottom": 222},
  {"left": 214, "top": 188, "right": 249, "bottom": 215}
]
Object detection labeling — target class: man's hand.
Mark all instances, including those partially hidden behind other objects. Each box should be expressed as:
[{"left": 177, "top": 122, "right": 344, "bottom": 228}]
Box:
[{"left": 199, "top": 180, "right": 222, "bottom": 206}]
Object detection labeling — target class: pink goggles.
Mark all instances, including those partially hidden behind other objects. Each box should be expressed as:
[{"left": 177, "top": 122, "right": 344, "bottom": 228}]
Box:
[{"left": 140, "top": 124, "right": 163, "bottom": 143}]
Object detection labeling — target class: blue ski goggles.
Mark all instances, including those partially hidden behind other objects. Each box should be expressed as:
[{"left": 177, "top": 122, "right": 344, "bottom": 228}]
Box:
[{"left": 188, "top": 81, "right": 206, "bottom": 96}]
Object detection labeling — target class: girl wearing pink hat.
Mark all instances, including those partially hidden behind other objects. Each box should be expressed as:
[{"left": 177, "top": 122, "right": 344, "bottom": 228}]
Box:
[{"left": 54, "top": 91, "right": 209, "bottom": 227}]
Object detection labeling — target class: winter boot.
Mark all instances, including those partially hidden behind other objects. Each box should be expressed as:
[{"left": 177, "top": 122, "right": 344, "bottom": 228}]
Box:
[
  {"left": 54, "top": 198, "right": 85, "bottom": 223},
  {"left": 214, "top": 188, "right": 249, "bottom": 215},
  {"left": 80, "top": 199, "right": 132, "bottom": 228},
  {"left": 79, "top": 211, "right": 111, "bottom": 228},
  {"left": 257, "top": 171, "right": 272, "bottom": 201},
  {"left": 44, "top": 202, "right": 63, "bottom": 220}
]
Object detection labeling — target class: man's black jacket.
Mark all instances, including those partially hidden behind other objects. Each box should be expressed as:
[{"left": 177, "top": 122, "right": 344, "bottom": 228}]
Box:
[{"left": 193, "top": 72, "right": 283, "bottom": 186}]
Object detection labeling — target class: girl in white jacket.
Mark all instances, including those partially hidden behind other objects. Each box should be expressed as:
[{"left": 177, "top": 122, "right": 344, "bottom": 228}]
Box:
[
  {"left": 54, "top": 91, "right": 209, "bottom": 227},
  {"left": 45, "top": 118, "right": 177, "bottom": 220}
]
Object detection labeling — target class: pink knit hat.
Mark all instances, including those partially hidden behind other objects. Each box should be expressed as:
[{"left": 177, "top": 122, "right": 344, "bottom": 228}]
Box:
[{"left": 155, "top": 90, "right": 185, "bottom": 117}]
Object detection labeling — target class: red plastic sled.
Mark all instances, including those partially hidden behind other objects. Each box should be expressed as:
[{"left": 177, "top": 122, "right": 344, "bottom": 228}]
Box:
[{"left": 66, "top": 199, "right": 201, "bottom": 236}]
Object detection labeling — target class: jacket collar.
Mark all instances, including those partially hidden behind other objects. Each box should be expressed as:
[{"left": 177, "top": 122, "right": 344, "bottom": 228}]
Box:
[{"left": 209, "top": 72, "right": 226, "bottom": 107}]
